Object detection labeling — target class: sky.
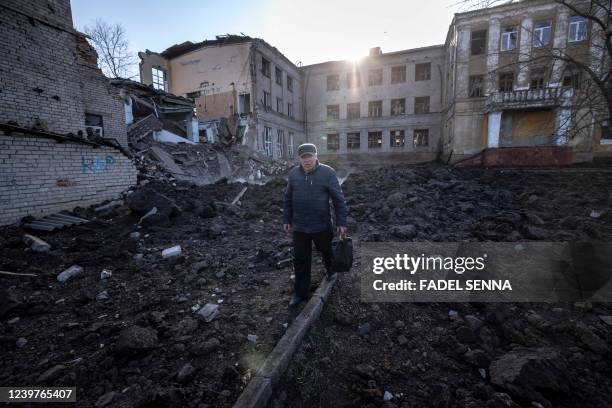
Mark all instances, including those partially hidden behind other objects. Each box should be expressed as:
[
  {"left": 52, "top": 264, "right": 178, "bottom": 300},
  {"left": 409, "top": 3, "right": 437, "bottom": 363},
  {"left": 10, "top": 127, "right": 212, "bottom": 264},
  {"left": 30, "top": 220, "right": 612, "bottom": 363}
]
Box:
[{"left": 71, "top": 0, "right": 459, "bottom": 69}]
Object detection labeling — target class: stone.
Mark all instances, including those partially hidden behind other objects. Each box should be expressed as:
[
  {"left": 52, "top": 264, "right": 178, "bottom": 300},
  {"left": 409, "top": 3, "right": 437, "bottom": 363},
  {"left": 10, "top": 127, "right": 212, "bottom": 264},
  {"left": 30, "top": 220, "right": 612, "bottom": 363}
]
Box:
[
  {"left": 522, "top": 226, "right": 548, "bottom": 240},
  {"left": 192, "top": 337, "right": 221, "bottom": 356},
  {"left": 100, "top": 269, "right": 112, "bottom": 280},
  {"left": 176, "top": 363, "right": 196, "bottom": 384},
  {"left": 162, "top": 245, "right": 182, "bottom": 258},
  {"left": 129, "top": 232, "right": 141, "bottom": 240},
  {"left": 37, "top": 364, "right": 67, "bottom": 383},
  {"left": 393, "top": 320, "right": 405, "bottom": 328},
  {"left": 57, "top": 265, "right": 83, "bottom": 283},
  {"left": 23, "top": 234, "right": 50, "bottom": 252},
  {"left": 358, "top": 322, "right": 371, "bottom": 336},
  {"left": 16, "top": 337, "right": 27, "bottom": 349},
  {"left": 95, "top": 391, "right": 116, "bottom": 407},
  {"left": 247, "top": 334, "right": 258, "bottom": 343},
  {"left": 383, "top": 390, "right": 393, "bottom": 401},
  {"left": 456, "top": 326, "right": 477, "bottom": 343},
  {"left": 196, "top": 303, "right": 219, "bottom": 322},
  {"left": 96, "top": 290, "right": 109, "bottom": 301},
  {"left": 115, "top": 326, "right": 158, "bottom": 354},
  {"left": 397, "top": 335, "right": 408, "bottom": 346},
  {"left": 464, "top": 315, "right": 482, "bottom": 332},
  {"left": 448, "top": 310, "right": 459, "bottom": 318}
]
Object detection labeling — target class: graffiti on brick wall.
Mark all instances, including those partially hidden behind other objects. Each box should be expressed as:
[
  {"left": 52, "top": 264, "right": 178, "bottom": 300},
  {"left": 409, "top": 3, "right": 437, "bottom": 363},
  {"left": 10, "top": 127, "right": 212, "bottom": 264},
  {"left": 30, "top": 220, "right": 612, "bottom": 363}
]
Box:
[
  {"left": 56, "top": 178, "right": 78, "bottom": 187},
  {"left": 81, "top": 155, "right": 115, "bottom": 174}
]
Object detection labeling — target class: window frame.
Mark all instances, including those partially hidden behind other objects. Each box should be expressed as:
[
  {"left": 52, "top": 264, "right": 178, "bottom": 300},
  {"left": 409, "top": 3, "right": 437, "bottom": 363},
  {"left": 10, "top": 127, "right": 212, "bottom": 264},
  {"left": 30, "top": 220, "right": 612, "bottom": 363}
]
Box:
[
  {"left": 261, "top": 57, "right": 271, "bottom": 77},
  {"left": 391, "top": 65, "right": 406, "bottom": 84},
  {"left": 368, "top": 68, "right": 383, "bottom": 86},
  {"left": 347, "top": 71, "right": 361, "bottom": 89},
  {"left": 471, "top": 29, "right": 487, "bottom": 56},
  {"left": 498, "top": 72, "right": 515, "bottom": 92},
  {"left": 264, "top": 126, "right": 273, "bottom": 156},
  {"left": 413, "top": 129, "right": 429, "bottom": 148},
  {"left": 500, "top": 26, "right": 518, "bottom": 52},
  {"left": 347, "top": 102, "right": 361, "bottom": 119},
  {"left": 327, "top": 104, "right": 340, "bottom": 120},
  {"left": 152, "top": 67, "right": 166, "bottom": 91},
  {"left": 414, "top": 96, "right": 430, "bottom": 114},
  {"left": 390, "top": 130, "right": 405, "bottom": 147},
  {"left": 326, "top": 133, "right": 340, "bottom": 151},
  {"left": 391, "top": 98, "right": 406, "bottom": 116},
  {"left": 368, "top": 100, "right": 383, "bottom": 117},
  {"left": 415, "top": 63, "right": 431, "bottom": 81},
  {"left": 568, "top": 15, "right": 587, "bottom": 42},
  {"left": 347, "top": 132, "right": 361, "bottom": 149},
  {"left": 327, "top": 74, "right": 340, "bottom": 91},
  {"left": 287, "top": 76, "right": 294, "bottom": 92},
  {"left": 533, "top": 20, "right": 552, "bottom": 48},
  {"left": 367, "top": 131, "right": 383, "bottom": 148},
  {"left": 263, "top": 91, "right": 271, "bottom": 108},
  {"left": 468, "top": 75, "right": 484, "bottom": 98},
  {"left": 276, "top": 129, "right": 284, "bottom": 158},
  {"left": 276, "top": 97, "right": 283, "bottom": 114},
  {"left": 275, "top": 67, "right": 283, "bottom": 85}
]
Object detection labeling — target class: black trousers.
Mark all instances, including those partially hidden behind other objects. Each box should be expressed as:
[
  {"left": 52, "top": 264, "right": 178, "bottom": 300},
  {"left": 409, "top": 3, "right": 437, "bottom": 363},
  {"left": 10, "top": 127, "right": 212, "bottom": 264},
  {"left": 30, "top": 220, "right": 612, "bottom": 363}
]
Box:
[{"left": 292, "top": 230, "right": 334, "bottom": 298}]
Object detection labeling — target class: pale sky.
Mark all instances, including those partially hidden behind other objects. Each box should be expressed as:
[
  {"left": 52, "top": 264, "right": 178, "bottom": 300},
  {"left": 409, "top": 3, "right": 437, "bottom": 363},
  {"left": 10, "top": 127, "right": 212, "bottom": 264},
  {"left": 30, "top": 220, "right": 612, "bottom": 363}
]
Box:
[{"left": 71, "top": 0, "right": 458, "bottom": 69}]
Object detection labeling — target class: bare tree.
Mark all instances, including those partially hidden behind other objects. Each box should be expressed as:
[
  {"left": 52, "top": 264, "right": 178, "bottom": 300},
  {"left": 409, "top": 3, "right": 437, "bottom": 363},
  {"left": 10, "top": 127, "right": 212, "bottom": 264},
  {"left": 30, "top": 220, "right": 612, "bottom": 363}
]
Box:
[{"left": 83, "top": 19, "right": 137, "bottom": 79}]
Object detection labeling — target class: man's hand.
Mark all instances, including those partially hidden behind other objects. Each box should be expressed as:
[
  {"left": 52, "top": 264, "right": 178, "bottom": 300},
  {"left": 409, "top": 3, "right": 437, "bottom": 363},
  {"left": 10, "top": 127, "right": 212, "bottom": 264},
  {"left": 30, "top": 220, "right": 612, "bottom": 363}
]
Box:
[
  {"left": 336, "top": 226, "right": 347, "bottom": 236},
  {"left": 283, "top": 224, "right": 292, "bottom": 233}
]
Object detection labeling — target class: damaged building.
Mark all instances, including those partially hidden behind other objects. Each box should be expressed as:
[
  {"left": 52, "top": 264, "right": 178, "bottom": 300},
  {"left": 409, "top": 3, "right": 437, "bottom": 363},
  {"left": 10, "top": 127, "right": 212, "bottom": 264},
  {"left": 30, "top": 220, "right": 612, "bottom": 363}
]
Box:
[{"left": 0, "top": 0, "right": 137, "bottom": 226}]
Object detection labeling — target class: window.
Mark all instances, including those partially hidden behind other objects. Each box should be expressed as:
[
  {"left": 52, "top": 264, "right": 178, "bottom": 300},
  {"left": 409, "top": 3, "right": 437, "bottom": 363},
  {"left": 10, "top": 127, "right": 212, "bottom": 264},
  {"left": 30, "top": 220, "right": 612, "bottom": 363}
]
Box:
[
  {"left": 368, "top": 68, "right": 383, "bottom": 86},
  {"left": 276, "top": 129, "right": 284, "bottom": 158},
  {"left": 277, "top": 97, "right": 283, "bottom": 114},
  {"left": 469, "top": 75, "right": 484, "bottom": 97},
  {"left": 326, "top": 134, "right": 339, "bottom": 150},
  {"left": 85, "top": 113, "right": 103, "bottom": 137},
  {"left": 152, "top": 67, "right": 166, "bottom": 91},
  {"left": 275, "top": 67, "right": 283, "bottom": 85},
  {"left": 368, "top": 131, "right": 382, "bottom": 148},
  {"left": 288, "top": 132, "right": 294, "bottom": 157},
  {"left": 414, "top": 96, "right": 430, "bottom": 114},
  {"left": 415, "top": 63, "right": 431, "bottom": 81},
  {"left": 601, "top": 120, "right": 611, "bottom": 142},
  {"left": 347, "top": 103, "right": 360, "bottom": 119},
  {"left": 347, "top": 71, "right": 360, "bottom": 88},
  {"left": 287, "top": 102, "right": 293, "bottom": 118},
  {"left": 263, "top": 91, "right": 271, "bottom": 108},
  {"left": 471, "top": 30, "right": 487, "bottom": 56},
  {"left": 499, "top": 73, "right": 514, "bottom": 92},
  {"left": 287, "top": 76, "right": 293, "bottom": 91},
  {"left": 530, "top": 68, "right": 547, "bottom": 89},
  {"left": 238, "top": 93, "right": 251, "bottom": 114},
  {"left": 264, "top": 127, "right": 273, "bottom": 156},
  {"left": 327, "top": 104, "right": 340, "bottom": 120},
  {"left": 568, "top": 15, "right": 587, "bottom": 42},
  {"left": 327, "top": 74, "right": 340, "bottom": 91},
  {"left": 391, "top": 98, "right": 405, "bottom": 116},
  {"left": 413, "top": 129, "right": 429, "bottom": 147},
  {"left": 391, "top": 130, "right": 405, "bottom": 147},
  {"left": 533, "top": 20, "right": 552, "bottom": 47},
  {"left": 261, "top": 58, "right": 271, "bottom": 77},
  {"left": 501, "top": 26, "right": 518, "bottom": 51},
  {"left": 563, "top": 69, "right": 582, "bottom": 89},
  {"left": 347, "top": 132, "right": 360, "bottom": 149},
  {"left": 391, "top": 65, "right": 406, "bottom": 83},
  {"left": 368, "top": 100, "right": 382, "bottom": 117}
]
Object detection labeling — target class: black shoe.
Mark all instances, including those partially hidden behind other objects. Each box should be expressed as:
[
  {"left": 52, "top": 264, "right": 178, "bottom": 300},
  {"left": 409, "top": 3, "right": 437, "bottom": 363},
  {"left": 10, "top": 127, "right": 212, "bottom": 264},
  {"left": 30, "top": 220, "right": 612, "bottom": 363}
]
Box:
[
  {"left": 326, "top": 271, "right": 337, "bottom": 281},
  {"left": 289, "top": 294, "right": 303, "bottom": 308}
]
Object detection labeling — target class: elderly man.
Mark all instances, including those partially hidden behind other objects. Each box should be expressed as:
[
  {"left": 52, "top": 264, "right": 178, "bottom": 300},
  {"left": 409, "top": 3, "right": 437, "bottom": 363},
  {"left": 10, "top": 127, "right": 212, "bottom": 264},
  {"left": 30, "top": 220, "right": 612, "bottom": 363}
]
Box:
[{"left": 283, "top": 143, "right": 348, "bottom": 307}]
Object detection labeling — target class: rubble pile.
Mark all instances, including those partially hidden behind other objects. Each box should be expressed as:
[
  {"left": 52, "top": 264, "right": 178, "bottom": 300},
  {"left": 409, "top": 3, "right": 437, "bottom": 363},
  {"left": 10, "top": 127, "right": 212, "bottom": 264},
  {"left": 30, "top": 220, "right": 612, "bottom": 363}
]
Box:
[{"left": 275, "top": 163, "right": 612, "bottom": 408}]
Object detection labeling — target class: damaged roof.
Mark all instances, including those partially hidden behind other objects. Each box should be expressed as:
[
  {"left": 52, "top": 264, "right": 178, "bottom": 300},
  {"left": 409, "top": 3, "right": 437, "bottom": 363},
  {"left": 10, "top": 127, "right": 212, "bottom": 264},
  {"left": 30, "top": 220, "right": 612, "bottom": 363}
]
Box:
[
  {"left": 109, "top": 78, "right": 194, "bottom": 107},
  {"left": 159, "top": 35, "right": 253, "bottom": 59}
]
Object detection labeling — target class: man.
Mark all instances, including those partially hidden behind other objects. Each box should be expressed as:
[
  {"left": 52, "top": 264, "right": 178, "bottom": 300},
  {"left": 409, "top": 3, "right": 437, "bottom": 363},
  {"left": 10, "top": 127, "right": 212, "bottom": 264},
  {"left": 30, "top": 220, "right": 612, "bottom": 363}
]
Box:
[{"left": 283, "top": 143, "right": 348, "bottom": 307}]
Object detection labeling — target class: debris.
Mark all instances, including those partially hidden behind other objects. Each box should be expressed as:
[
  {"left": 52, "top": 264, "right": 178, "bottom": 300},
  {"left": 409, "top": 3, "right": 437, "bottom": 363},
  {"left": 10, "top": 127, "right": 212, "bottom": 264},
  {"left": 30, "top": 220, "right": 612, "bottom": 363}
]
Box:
[
  {"left": 383, "top": 391, "right": 393, "bottom": 401},
  {"left": 590, "top": 209, "right": 602, "bottom": 218},
  {"left": 357, "top": 322, "right": 371, "bottom": 336},
  {"left": 95, "top": 391, "right": 116, "bottom": 407},
  {"left": 246, "top": 334, "right": 258, "bottom": 343},
  {"left": 129, "top": 232, "right": 141, "bottom": 240},
  {"left": 176, "top": 363, "right": 196, "bottom": 384},
  {"left": 23, "top": 213, "right": 89, "bottom": 231},
  {"left": 37, "top": 364, "right": 67, "bottom": 383},
  {"left": 23, "top": 234, "right": 51, "bottom": 252},
  {"left": 16, "top": 337, "right": 28, "bottom": 349},
  {"left": 57, "top": 265, "right": 83, "bottom": 283},
  {"left": 448, "top": 310, "right": 459, "bottom": 318},
  {"left": 96, "top": 291, "right": 110, "bottom": 301},
  {"left": 599, "top": 315, "right": 612, "bottom": 326},
  {"left": 94, "top": 200, "right": 123, "bottom": 213},
  {"left": 231, "top": 187, "right": 248, "bottom": 205},
  {"left": 115, "top": 326, "right": 158, "bottom": 354},
  {"left": 196, "top": 303, "right": 219, "bottom": 322},
  {"left": 100, "top": 269, "right": 112, "bottom": 280},
  {"left": 0, "top": 270, "right": 38, "bottom": 277},
  {"left": 162, "top": 245, "right": 182, "bottom": 258},
  {"left": 192, "top": 337, "right": 221, "bottom": 356}
]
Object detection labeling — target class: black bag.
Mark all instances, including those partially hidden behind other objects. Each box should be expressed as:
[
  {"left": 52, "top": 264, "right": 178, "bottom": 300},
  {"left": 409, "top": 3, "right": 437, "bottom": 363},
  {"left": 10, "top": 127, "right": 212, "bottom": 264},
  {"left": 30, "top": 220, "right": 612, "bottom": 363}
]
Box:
[{"left": 331, "top": 235, "right": 353, "bottom": 272}]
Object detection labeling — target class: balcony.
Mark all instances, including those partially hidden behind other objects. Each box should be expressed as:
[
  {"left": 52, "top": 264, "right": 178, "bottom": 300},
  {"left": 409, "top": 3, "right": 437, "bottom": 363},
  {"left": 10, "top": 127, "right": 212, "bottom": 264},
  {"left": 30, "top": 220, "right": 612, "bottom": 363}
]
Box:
[{"left": 485, "top": 87, "right": 572, "bottom": 112}]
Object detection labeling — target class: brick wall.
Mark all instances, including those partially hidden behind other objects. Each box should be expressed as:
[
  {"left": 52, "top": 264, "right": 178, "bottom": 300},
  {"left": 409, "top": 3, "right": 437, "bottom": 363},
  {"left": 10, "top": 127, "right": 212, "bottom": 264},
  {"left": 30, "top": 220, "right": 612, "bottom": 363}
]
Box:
[{"left": 0, "top": 132, "right": 137, "bottom": 226}]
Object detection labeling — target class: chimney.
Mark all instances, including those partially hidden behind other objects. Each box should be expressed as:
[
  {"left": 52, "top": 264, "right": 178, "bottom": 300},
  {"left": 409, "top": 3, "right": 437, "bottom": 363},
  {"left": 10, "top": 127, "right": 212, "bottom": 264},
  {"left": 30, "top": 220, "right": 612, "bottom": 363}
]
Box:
[{"left": 369, "top": 47, "right": 382, "bottom": 56}]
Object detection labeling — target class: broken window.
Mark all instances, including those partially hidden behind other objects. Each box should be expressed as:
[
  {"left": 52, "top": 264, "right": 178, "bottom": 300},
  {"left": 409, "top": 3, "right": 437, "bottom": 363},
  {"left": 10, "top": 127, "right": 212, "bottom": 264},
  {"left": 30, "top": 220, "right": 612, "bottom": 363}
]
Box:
[
  {"left": 501, "top": 26, "right": 518, "bottom": 51},
  {"left": 287, "top": 76, "right": 293, "bottom": 92},
  {"left": 533, "top": 20, "right": 552, "bottom": 47},
  {"left": 327, "top": 74, "right": 340, "bottom": 91},
  {"left": 152, "top": 67, "right": 166, "bottom": 91},
  {"left": 530, "top": 68, "right": 547, "bottom": 89},
  {"left": 568, "top": 15, "right": 587, "bottom": 42},
  {"left": 347, "top": 103, "right": 360, "bottom": 119},
  {"left": 288, "top": 132, "right": 294, "bottom": 157},
  {"left": 287, "top": 102, "right": 293, "bottom": 118},
  {"left": 498, "top": 72, "right": 514, "bottom": 92},
  {"left": 239, "top": 93, "right": 251, "bottom": 114},
  {"left": 261, "top": 57, "right": 271, "bottom": 77},
  {"left": 276, "top": 129, "right": 285, "bottom": 158},
  {"left": 469, "top": 75, "right": 484, "bottom": 97},
  {"left": 415, "top": 63, "right": 431, "bottom": 81},
  {"left": 263, "top": 91, "right": 271, "bottom": 108},
  {"left": 413, "top": 129, "right": 429, "bottom": 147},
  {"left": 85, "top": 113, "right": 103, "bottom": 137},
  {"left": 275, "top": 67, "right": 283, "bottom": 85},
  {"left": 391, "top": 65, "right": 406, "bottom": 83},
  {"left": 347, "top": 71, "right": 360, "bottom": 88},
  {"left": 471, "top": 30, "right": 487, "bottom": 56},
  {"left": 414, "top": 96, "right": 430, "bottom": 114},
  {"left": 391, "top": 130, "right": 405, "bottom": 147},
  {"left": 368, "top": 68, "right": 383, "bottom": 86},
  {"left": 327, "top": 134, "right": 340, "bottom": 151},
  {"left": 327, "top": 104, "right": 340, "bottom": 120},
  {"left": 368, "top": 101, "right": 382, "bottom": 117},
  {"left": 368, "top": 131, "right": 382, "bottom": 148},
  {"left": 391, "top": 98, "right": 405, "bottom": 116},
  {"left": 347, "top": 132, "right": 360, "bottom": 149},
  {"left": 264, "top": 126, "right": 273, "bottom": 156}
]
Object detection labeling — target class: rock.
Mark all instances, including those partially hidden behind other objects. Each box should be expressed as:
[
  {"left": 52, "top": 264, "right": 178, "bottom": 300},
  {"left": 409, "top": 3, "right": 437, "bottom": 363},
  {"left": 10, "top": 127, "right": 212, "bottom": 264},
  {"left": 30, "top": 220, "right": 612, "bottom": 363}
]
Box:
[
  {"left": 456, "top": 326, "right": 477, "bottom": 343},
  {"left": 575, "top": 324, "right": 608, "bottom": 354},
  {"left": 390, "top": 225, "right": 417, "bottom": 239},
  {"left": 386, "top": 192, "right": 406, "bottom": 208},
  {"left": 192, "top": 337, "right": 221, "bottom": 356},
  {"left": 100, "top": 269, "right": 112, "bottom": 280},
  {"left": 130, "top": 232, "right": 141, "bottom": 240},
  {"left": 464, "top": 315, "right": 482, "bottom": 332},
  {"left": 462, "top": 349, "right": 491, "bottom": 368},
  {"left": 126, "top": 188, "right": 179, "bottom": 217},
  {"left": 37, "top": 364, "right": 66, "bottom": 383},
  {"left": 246, "top": 334, "right": 258, "bottom": 343},
  {"left": 397, "top": 335, "right": 408, "bottom": 346},
  {"left": 526, "top": 213, "right": 545, "bottom": 226},
  {"left": 448, "top": 310, "right": 459, "bottom": 318},
  {"left": 176, "top": 363, "right": 196, "bottom": 384},
  {"left": 23, "top": 234, "right": 50, "bottom": 252},
  {"left": 522, "top": 226, "right": 548, "bottom": 240},
  {"left": 393, "top": 320, "right": 405, "bottom": 329},
  {"left": 196, "top": 303, "right": 219, "bottom": 322},
  {"left": 354, "top": 363, "right": 376, "bottom": 379},
  {"left": 383, "top": 390, "right": 393, "bottom": 401},
  {"left": 486, "top": 392, "right": 521, "bottom": 408},
  {"left": 96, "top": 290, "right": 110, "bottom": 301},
  {"left": 140, "top": 210, "right": 170, "bottom": 227},
  {"left": 16, "top": 337, "right": 28, "bottom": 349},
  {"left": 115, "top": 326, "right": 158, "bottom": 354},
  {"left": 57, "top": 265, "right": 83, "bottom": 283},
  {"left": 162, "top": 245, "right": 182, "bottom": 258},
  {"left": 95, "top": 391, "right": 116, "bottom": 407},
  {"left": 489, "top": 348, "right": 570, "bottom": 401}
]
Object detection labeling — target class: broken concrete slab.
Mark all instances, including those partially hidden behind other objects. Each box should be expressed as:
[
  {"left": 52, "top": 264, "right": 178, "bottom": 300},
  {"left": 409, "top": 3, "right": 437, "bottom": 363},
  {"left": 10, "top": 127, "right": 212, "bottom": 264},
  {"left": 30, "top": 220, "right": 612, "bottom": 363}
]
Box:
[
  {"left": 196, "top": 303, "right": 219, "bottom": 322},
  {"left": 23, "top": 234, "right": 51, "bottom": 252},
  {"left": 57, "top": 265, "right": 83, "bottom": 283},
  {"left": 162, "top": 245, "right": 182, "bottom": 258}
]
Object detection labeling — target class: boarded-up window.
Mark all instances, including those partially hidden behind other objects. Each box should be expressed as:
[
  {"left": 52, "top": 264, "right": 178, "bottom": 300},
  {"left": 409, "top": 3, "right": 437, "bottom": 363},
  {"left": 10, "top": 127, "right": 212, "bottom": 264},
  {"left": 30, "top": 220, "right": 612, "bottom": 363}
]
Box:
[
  {"left": 327, "top": 133, "right": 339, "bottom": 150},
  {"left": 347, "top": 103, "right": 360, "bottom": 119},
  {"left": 391, "top": 65, "right": 406, "bottom": 83},
  {"left": 327, "top": 104, "right": 340, "bottom": 120},
  {"left": 368, "top": 68, "right": 383, "bottom": 86},
  {"left": 368, "top": 101, "right": 382, "bottom": 117},
  {"left": 391, "top": 98, "right": 405, "bottom": 115},
  {"left": 327, "top": 74, "right": 340, "bottom": 91},
  {"left": 368, "top": 131, "right": 382, "bottom": 148},
  {"left": 413, "top": 129, "right": 429, "bottom": 147},
  {"left": 391, "top": 130, "right": 405, "bottom": 147},
  {"left": 471, "top": 30, "right": 487, "bottom": 56},
  {"left": 414, "top": 96, "right": 430, "bottom": 114},
  {"left": 347, "top": 132, "right": 360, "bottom": 149},
  {"left": 415, "top": 63, "right": 431, "bottom": 81}
]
